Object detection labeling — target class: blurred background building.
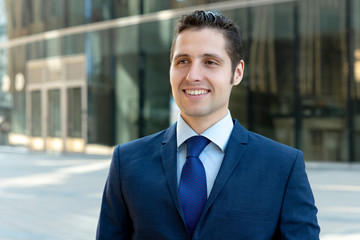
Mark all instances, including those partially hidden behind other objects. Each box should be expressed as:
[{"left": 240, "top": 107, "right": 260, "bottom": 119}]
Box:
[{"left": 0, "top": 0, "right": 359, "bottom": 162}]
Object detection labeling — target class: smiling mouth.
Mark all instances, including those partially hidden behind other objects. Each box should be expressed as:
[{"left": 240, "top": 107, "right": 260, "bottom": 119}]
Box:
[{"left": 184, "top": 89, "right": 210, "bottom": 96}]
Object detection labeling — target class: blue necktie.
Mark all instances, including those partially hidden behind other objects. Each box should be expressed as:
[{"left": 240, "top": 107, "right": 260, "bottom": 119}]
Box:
[{"left": 179, "top": 136, "right": 210, "bottom": 236}]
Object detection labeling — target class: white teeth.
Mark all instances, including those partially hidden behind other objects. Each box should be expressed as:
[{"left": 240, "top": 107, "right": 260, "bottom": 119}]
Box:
[{"left": 185, "top": 90, "right": 208, "bottom": 96}]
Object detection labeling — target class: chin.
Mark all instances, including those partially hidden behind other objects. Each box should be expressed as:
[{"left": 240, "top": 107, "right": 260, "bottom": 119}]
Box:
[{"left": 182, "top": 110, "right": 210, "bottom": 118}]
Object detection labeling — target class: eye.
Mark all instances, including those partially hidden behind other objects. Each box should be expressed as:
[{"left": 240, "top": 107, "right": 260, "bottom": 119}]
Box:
[
  {"left": 176, "top": 59, "right": 189, "bottom": 65},
  {"left": 204, "top": 60, "right": 219, "bottom": 66}
]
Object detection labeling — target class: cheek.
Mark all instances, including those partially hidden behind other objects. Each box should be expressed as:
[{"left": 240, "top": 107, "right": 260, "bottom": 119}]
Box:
[
  {"left": 170, "top": 80, "right": 178, "bottom": 92},
  {"left": 169, "top": 72, "right": 176, "bottom": 86},
  {"left": 215, "top": 83, "right": 233, "bottom": 101},
  {"left": 170, "top": 77, "right": 180, "bottom": 96},
  {"left": 170, "top": 69, "right": 184, "bottom": 87}
]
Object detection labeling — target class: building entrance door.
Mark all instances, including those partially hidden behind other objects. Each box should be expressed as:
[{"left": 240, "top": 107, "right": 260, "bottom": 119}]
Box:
[{"left": 27, "top": 55, "right": 87, "bottom": 152}]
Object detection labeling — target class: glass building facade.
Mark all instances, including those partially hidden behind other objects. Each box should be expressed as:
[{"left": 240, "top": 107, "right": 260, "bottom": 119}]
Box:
[{"left": 0, "top": 0, "right": 359, "bottom": 162}]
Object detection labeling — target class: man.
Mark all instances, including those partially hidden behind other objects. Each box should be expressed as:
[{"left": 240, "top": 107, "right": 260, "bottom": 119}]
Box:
[{"left": 96, "top": 10, "right": 320, "bottom": 239}]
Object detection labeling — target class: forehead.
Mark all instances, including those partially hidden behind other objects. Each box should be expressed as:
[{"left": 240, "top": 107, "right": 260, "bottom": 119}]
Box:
[{"left": 173, "top": 28, "right": 228, "bottom": 57}]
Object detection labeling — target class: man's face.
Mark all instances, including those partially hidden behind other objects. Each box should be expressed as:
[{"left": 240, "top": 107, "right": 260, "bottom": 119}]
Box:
[{"left": 170, "top": 28, "right": 244, "bottom": 126}]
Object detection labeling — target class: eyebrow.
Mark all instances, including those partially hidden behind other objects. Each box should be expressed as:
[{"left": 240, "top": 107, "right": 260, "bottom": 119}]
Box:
[
  {"left": 172, "top": 54, "right": 189, "bottom": 61},
  {"left": 202, "top": 53, "right": 225, "bottom": 63},
  {"left": 173, "top": 53, "right": 225, "bottom": 63}
]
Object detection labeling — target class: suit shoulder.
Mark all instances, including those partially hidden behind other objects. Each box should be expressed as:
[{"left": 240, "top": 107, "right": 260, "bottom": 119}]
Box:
[
  {"left": 240, "top": 131, "right": 304, "bottom": 174},
  {"left": 247, "top": 130, "right": 301, "bottom": 159},
  {"left": 233, "top": 120, "right": 298, "bottom": 154},
  {"left": 250, "top": 131, "right": 296, "bottom": 149},
  {"left": 112, "top": 123, "right": 176, "bottom": 164},
  {"left": 119, "top": 129, "right": 167, "bottom": 151},
  {"left": 110, "top": 130, "right": 166, "bottom": 165}
]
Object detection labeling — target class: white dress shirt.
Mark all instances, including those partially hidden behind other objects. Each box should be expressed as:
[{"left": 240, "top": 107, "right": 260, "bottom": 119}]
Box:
[{"left": 176, "top": 111, "right": 234, "bottom": 197}]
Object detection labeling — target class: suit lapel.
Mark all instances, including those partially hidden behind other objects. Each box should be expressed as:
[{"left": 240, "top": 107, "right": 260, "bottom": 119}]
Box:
[
  {"left": 202, "top": 120, "right": 249, "bottom": 215},
  {"left": 160, "top": 123, "right": 185, "bottom": 219}
]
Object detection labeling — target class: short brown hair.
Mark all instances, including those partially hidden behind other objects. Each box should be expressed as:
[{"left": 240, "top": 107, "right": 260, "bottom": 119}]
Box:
[{"left": 170, "top": 10, "right": 244, "bottom": 74}]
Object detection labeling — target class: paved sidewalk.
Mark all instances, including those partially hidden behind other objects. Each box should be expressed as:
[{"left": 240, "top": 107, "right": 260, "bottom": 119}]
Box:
[
  {"left": 0, "top": 147, "right": 359, "bottom": 239},
  {"left": 306, "top": 162, "right": 360, "bottom": 240},
  {"left": 0, "top": 148, "right": 111, "bottom": 240}
]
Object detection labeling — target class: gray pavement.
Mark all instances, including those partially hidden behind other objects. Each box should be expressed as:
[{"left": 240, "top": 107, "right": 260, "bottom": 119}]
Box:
[
  {"left": 0, "top": 147, "right": 111, "bottom": 240},
  {"left": 307, "top": 162, "right": 360, "bottom": 240},
  {"left": 0, "top": 146, "right": 359, "bottom": 240}
]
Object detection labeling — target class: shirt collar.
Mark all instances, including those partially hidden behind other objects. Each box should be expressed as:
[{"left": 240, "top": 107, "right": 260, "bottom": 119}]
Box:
[{"left": 176, "top": 111, "right": 234, "bottom": 152}]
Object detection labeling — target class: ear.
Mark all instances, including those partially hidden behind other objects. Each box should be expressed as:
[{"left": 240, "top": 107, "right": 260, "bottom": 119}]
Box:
[{"left": 232, "top": 60, "right": 245, "bottom": 86}]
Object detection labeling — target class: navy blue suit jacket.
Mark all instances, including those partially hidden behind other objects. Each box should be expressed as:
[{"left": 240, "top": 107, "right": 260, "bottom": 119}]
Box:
[{"left": 97, "top": 120, "right": 320, "bottom": 239}]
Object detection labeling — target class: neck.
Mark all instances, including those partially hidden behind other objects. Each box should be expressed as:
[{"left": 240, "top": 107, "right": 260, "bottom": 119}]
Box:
[{"left": 181, "top": 111, "right": 228, "bottom": 134}]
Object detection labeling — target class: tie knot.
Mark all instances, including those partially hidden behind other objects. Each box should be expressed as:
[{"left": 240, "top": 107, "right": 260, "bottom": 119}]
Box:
[{"left": 186, "top": 136, "right": 210, "bottom": 158}]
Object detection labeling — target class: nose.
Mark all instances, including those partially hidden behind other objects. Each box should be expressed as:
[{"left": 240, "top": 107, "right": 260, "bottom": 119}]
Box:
[{"left": 186, "top": 62, "right": 203, "bottom": 82}]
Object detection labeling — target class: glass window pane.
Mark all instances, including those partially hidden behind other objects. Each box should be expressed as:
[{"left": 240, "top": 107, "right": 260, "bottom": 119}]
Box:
[
  {"left": 86, "top": 30, "right": 114, "bottom": 145},
  {"left": 31, "top": 91, "right": 42, "bottom": 137},
  {"left": 47, "top": 89, "right": 61, "bottom": 137},
  {"left": 67, "top": 88, "right": 82, "bottom": 138},
  {"left": 112, "top": 25, "right": 140, "bottom": 144},
  {"left": 299, "top": 0, "right": 347, "bottom": 161},
  {"left": 139, "top": 20, "right": 172, "bottom": 136},
  {"left": 354, "top": 0, "right": 360, "bottom": 162},
  {"left": 229, "top": 4, "right": 296, "bottom": 148}
]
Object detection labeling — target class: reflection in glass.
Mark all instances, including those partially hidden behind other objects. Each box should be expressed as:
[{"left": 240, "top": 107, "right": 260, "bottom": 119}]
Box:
[
  {"left": 67, "top": 88, "right": 82, "bottom": 138},
  {"left": 231, "top": 4, "right": 296, "bottom": 148},
  {"left": 31, "top": 91, "right": 41, "bottom": 137},
  {"left": 299, "top": 0, "right": 347, "bottom": 161},
  {"left": 86, "top": 30, "right": 114, "bottom": 145},
  {"left": 139, "top": 20, "right": 172, "bottom": 136},
  {"left": 354, "top": 0, "right": 360, "bottom": 161},
  {"left": 47, "top": 89, "right": 61, "bottom": 137},
  {"left": 113, "top": 25, "right": 139, "bottom": 144}
]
